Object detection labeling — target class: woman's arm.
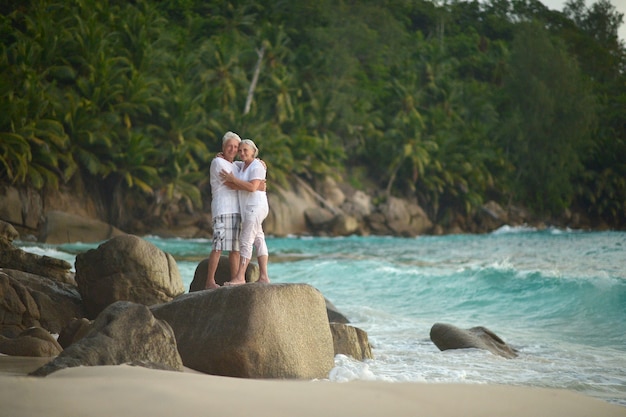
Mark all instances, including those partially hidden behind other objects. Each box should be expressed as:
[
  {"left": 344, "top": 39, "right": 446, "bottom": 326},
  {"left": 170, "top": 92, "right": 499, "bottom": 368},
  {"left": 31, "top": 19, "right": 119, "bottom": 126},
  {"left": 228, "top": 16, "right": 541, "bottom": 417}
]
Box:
[{"left": 221, "top": 170, "right": 262, "bottom": 192}]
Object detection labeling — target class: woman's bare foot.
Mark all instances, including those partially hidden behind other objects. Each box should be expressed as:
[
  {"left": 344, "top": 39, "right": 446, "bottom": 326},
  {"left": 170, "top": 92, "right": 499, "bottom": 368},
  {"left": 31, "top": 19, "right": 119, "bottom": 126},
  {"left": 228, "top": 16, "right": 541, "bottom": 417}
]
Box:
[
  {"left": 257, "top": 275, "right": 270, "bottom": 284},
  {"left": 224, "top": 280, "right": 246, "bottom": 286}
]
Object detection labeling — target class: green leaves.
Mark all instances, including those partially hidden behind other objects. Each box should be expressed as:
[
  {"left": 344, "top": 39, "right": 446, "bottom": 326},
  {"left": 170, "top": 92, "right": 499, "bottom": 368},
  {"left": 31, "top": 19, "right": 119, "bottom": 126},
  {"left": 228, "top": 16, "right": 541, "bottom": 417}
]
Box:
[
  {"left": 500, "top": 21, "right": 596, "bottom": 215},
  {"left": 1, "top": 0, "right": 625, "bottom": 229}
]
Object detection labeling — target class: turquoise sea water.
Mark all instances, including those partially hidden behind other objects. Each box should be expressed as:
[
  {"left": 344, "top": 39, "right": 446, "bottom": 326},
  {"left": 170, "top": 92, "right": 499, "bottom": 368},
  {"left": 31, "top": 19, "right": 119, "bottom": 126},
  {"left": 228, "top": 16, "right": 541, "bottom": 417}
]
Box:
[{"left": 18, "top": 227, "right": 626, "bottom": 406}]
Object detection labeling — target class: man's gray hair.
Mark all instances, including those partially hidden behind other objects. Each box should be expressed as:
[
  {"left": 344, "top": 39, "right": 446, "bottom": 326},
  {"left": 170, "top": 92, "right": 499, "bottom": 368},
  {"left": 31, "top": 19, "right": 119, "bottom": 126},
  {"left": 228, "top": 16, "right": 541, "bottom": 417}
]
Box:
[
  {"left": 222, "top": 131, "right": 241, "bottom": 145},
  {"left": 241, "top": 139, "right": 259, "bottom": 158}
]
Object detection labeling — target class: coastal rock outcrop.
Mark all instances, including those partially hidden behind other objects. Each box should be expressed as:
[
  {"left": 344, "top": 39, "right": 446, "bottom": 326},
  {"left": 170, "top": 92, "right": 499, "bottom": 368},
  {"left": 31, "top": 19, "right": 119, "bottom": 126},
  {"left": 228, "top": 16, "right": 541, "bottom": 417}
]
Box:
[
  {"left": 330, "top": 323, "right": 373, "bottom": 360},
  {"left": 0, "top": 237, "right": 75, "bottom": 285},
  {"left": 325, "top": 298, "right": 350, "bottom": 324},
  {"left": 31, "top": 301, "right": 184, "bottom": 376},
  {"left": 265, "top": 181, "right": 319, "bottom": 236},
  {"left": 0, "top": 269, "right": 83, "bottom": 338},
  {"left": 0, "top": 221, "right": 19, "bottom": 242},
  {"left": 430, "top": 323, "right": 518, "bottom": 359},
  {"left": 369, "top": 196, "right": 433, "bottom": 236},
  {"left": 75, "top": 234, "right": 185, "bottom": 319},
  {"left": 0, "top": 186, "right": 42, "bottom": 236},
  {"left": 188, "top": 257, "right": 260, "bottom": 291},
  {"left": 0, "top": 327, "right": 63, "bottom": 357},
  {"left": 57, "top": 317, "right": 92, "bottom": 349},
  {"left": 151, "top": 283, "right": 335, "bottom": 379},
  {"left": 40, "top": 210, "right": 126, "bottom": 244}
]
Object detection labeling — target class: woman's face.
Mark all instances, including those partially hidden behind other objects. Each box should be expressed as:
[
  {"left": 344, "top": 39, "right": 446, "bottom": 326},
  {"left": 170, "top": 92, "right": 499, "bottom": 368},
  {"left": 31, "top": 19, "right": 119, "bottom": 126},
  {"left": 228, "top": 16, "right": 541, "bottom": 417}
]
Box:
[{"left": 238, "top": 143, "right": 255, "bottom": 162}]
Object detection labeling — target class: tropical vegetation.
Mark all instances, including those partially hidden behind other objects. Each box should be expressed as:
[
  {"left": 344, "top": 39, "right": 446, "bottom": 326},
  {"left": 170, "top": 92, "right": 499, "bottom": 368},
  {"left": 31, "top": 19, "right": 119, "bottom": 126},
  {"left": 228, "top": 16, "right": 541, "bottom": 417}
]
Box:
[{"left": 1, "top": 0, "right": 624, "bottom": 230}]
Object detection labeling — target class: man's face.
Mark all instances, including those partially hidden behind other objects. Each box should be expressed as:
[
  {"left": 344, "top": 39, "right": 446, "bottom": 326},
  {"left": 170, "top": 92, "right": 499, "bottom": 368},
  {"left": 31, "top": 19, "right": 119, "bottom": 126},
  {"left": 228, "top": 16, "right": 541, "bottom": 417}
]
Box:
[{"left": 222, "top": 139, "right": 239, "bottom": 162}]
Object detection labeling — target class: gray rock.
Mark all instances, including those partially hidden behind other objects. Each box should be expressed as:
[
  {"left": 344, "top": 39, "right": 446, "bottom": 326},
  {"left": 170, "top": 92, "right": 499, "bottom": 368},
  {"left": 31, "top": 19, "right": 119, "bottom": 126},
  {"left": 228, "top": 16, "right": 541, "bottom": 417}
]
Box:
[
  {"left": 376, "top": 196, "right": 433, "bottom": 236},
  {"left": 329, "top": 213, "right": 359, "bottom": 236},
  {"left": 304, "top": 207, "right": 335, "bottom": 230},
  {"left": 0, "top": 186, "right": 42, "bottom": 231},
  {"left": 264, "top": 183, "right": 319, "bottom": 236},
  {"left": 325, "top": 298, "right": 350, "bottom": 324},
  {"left": 430, "top": 323, "right": 518, "bottom": 359},
  {"left": 31, "top": 301, "right": 183, "bottom": 376},
  {"left": 0, "top": 237, "right": 74, "bottom": 285},
  {"left": 57, "top": 317, "right": 92, "bottom": 349},
  {"left": 330, "top": 323, "right": 373, "bottom": 360},
  {"left": 151, "top": 283, "right": 335, "bottom": 379},
  {"left": 340, "top": 190, "right": 372, "bottom": 218},
  {"left": 0, "top": 327, "right": 63, "bottom": 357},
  {"left": 75, "top": 235, "right": 185, "bottom": 319},
  {"left": 188, "top": 257, "right": 259, "bottom": 292},
  {"left": 0, "top": 269, "right": 83, "bottom": 337},
  {"left": 39, "top": 210, "right": 125, "bottom": 244},
  {"left": 0, "top": 221, "right": 19, "bottom": 242},
  {"left": 317, "top": 176, "right": 346, "bottom": 207}
]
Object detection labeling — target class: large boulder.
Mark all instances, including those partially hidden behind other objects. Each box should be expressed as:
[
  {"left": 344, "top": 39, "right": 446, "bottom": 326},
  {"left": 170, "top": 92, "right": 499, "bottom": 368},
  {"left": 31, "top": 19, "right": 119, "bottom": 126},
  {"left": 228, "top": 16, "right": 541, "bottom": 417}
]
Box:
[
  {"left": 329, "top": 213, "right": 359, "bottom": 236},
  {"left": 0, "top": 327, "right": 63, "bottom": 357},
  {"left": 430, "top": 323, "right": 518, "bottom": 359},
  {"left": 0, "top": 236, "right": 74, "bottom": 285},
  {"left": 473, "top": 201, "right": 508, "bottom": 233},
  {"left": 75, "top": 235, "right": 185, "bottom": 319},
  {"left": 316, "top": 176, "right": 346, "bottom": 207},
  {"left": 31, "top": 301, "right": 184, "bottom": 376},
  {"left": 340, "top": 190, "right": 372, "bottom": 219},
  {"left": 151, "top": 283, "right": 335, "bottom": 379},
  {"left": 0, "top": 221, "right": 19, "bottom": 242},
  {"left": 304, "top": 208, "right": 359, "bottom": 236},
  {"left": 370, "top": 196, "right": 433, "bottom": 236},
  {"left": 265, "top": 182, "right": 319, "bottom": 236},
  {"left": 57, "top": 318, "right": 92, "bottom": 349},
  {"left": 188, "top": 257, "right": 260, "bottom": 292},
  {"left": 39, "top": 210, "right": 126, "bottom": 244},
  {"left": 330, "top": 323, "right": 373, "bottom": 360},
  {"left": 304, "top": 207, "right": 335, "bottom": 231},
  {"left": 0, "top": 269, "right": 83, "bottom": 338},
  {"left": 0, "top": 186, "right": 42, "bottom": 233},
  {"left": 325, "top": 298, "right": 350, "bottom": 324}
]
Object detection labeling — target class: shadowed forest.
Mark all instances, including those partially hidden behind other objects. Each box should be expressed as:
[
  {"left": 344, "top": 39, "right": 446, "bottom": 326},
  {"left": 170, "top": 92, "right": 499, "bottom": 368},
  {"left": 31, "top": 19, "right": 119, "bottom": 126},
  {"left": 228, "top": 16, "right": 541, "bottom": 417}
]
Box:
[{"left": 1, "top": 0, "right": 625, "bottom": 230}]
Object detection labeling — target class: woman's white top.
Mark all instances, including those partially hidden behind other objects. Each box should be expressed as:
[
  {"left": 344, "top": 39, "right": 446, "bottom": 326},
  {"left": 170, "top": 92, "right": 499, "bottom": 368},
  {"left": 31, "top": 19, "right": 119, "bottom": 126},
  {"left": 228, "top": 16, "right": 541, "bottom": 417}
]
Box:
[{"left": 234, "top": 159, "right": 267, "bottom": 212}]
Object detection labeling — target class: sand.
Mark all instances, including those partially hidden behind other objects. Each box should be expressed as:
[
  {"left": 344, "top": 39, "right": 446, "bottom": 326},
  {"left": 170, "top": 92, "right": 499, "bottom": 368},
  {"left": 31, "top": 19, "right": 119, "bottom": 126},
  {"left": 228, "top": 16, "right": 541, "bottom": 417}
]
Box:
[{"left": 1, "top": 355, "right": 624, "bottom": 417}]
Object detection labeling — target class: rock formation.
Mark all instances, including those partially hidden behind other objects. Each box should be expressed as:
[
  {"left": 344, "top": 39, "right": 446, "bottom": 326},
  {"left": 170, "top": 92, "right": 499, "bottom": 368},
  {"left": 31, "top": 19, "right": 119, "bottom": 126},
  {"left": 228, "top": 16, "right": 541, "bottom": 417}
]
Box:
[
  {"left": 31, "top": 301, "right": 184, "bottom": 376},
  {"left": 430, "top": 323, "right": 518, "bottom": 359},
  {"left": 0, "top": 327, "right": 63, "bottom": 357},
  {"left": 74, "top": 234, "right": 185, "bottom": 319},
  {"left": 188, "top": 257, "right": 260, "bottom": 291},
  {"left": 151, "top": 283, "right": 335, "bottom": 379},
  {"left": 40, "top": 210, "right": 125, "bottom": 244},
  {"left": 0, "top": 269, "right": 83, "bottom": 338},
  {"left": 330, "top": 323, "right": 373, "bottom": 360}
]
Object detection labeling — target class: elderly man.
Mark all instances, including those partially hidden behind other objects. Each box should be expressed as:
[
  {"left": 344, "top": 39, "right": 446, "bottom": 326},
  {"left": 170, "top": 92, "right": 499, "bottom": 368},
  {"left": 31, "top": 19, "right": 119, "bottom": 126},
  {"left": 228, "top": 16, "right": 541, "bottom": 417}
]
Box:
[
  {"left": 205, "top": 131, "right": 244, "bottom": 289},
  {"left": 205, "top": 131, "right": 268, "bottom": 288}
]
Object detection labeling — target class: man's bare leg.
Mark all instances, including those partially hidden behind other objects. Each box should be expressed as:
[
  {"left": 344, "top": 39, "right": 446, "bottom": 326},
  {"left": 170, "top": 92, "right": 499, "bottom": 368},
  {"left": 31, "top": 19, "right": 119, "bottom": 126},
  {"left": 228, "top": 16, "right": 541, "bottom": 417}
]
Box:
[
  {"left": 257, "top": 255, "right": 270, "bottom": 283},
  {"left": 205, "top": 250, "right": 222, "bottom": 289}
]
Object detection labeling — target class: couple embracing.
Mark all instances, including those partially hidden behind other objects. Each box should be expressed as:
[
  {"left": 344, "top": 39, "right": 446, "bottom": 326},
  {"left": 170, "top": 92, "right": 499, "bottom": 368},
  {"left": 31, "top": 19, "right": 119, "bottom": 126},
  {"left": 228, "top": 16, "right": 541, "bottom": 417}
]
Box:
[{"left": 205, "top": 131, "right": 270, "bottom": 289}]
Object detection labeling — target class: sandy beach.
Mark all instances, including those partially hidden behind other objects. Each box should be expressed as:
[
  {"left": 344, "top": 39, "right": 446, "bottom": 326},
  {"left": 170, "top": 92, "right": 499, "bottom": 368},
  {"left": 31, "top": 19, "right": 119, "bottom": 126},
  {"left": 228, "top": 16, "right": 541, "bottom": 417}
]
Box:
[{"left": 1, "top": 355, "right": 624, "bottom": 417}]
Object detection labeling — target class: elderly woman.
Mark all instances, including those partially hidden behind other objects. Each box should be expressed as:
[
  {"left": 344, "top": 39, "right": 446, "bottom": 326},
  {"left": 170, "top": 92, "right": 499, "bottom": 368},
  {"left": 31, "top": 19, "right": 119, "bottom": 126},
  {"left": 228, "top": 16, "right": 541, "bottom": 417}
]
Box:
[{"left": 220, "top": 139, "right": 270, "bottom": 285}]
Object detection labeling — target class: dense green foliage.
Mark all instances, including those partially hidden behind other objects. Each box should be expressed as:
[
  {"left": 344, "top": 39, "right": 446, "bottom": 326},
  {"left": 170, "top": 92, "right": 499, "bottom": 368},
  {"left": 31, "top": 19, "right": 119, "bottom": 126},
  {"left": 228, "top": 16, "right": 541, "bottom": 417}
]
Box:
[{"left": 1, "top": 0, "right": 624, "bottom": 228}]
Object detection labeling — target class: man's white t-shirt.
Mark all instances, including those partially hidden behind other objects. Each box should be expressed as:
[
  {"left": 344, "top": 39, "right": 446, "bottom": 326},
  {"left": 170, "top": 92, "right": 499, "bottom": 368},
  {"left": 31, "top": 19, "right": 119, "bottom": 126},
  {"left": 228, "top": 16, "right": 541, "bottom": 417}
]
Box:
[{"left": 210, "top": 157, "right": 240, "bottom": 217}]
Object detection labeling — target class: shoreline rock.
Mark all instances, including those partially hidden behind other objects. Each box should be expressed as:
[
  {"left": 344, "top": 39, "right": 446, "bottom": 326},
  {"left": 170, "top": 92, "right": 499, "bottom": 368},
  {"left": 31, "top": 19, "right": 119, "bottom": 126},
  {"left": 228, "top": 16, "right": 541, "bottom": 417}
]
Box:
[{"left": 2, "top": 175, "right": 604, "bottom": 246}]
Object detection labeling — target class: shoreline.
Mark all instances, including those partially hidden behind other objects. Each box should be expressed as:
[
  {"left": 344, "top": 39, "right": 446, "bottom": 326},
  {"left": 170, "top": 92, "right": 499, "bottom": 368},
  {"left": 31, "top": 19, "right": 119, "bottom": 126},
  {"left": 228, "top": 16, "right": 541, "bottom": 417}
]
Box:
[{"left": 1, "top": 355, "right": 624, "bottom": 417}]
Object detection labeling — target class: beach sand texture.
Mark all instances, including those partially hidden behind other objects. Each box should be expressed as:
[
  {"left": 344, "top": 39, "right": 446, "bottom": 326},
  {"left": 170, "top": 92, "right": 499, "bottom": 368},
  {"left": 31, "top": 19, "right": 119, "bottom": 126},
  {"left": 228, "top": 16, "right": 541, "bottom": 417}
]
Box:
[{"left": 1, "top": 355, "right": 624, "bottom": 417}]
